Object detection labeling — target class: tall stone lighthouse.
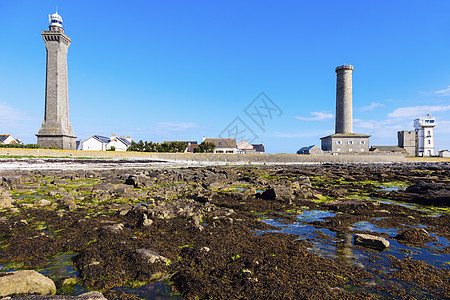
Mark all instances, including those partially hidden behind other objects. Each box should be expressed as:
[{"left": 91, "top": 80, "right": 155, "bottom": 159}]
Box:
[
  {"left": 36, "top": 11, "right": 77, "bottom": 150},
  {"left": 335, "top": 65, "right": 353, "bottom": 134},
  {"left": 320, "top": 65, "right": 370, "bottom": 153}
]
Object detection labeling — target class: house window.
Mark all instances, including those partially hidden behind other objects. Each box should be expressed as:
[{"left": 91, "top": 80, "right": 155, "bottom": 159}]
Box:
[
  {"left": 219, "top": 142, "right": 223, "bottom": 145},
  {"left": 427, "top": 139, "right": 431, "bottom": 145},
  {"left": 336, "top": 141, "right": 342, "bottom": 144},
  {"left": 348, "top": 141, "right": 353, "bottom": 144},
  {"left": 427, "top": 130, "right": 431, "bottom": 135},
  {"left": 360, "top": 141, "right": 365, "bottom": 144}
]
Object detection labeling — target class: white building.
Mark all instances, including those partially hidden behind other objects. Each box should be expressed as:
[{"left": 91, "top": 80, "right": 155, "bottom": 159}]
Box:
[
  {"left": 81, "top": 135, "right": 132, "bottom": 151},
  {"left": 414, "top": 114, "right": 436, "bottom": 156},
  {"left": 204, "top": 138, "right": 238, "bottom": 154},
  {"left": 0, "top": 135, "right": 19, "bottom": 145}
]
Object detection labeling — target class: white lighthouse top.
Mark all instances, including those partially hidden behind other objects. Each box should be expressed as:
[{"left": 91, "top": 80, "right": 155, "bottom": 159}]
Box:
[
  {"left": 414, "top": 114, "right": 436, "bottom": 129},
  {"left": 49, "top": 11, "right": 63, "bottom": 28}
]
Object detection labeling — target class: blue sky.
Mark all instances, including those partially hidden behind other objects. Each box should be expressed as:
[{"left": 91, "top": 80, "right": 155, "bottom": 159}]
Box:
[{"left": 0, "top": 0, "right": 449, "bottom": 153}]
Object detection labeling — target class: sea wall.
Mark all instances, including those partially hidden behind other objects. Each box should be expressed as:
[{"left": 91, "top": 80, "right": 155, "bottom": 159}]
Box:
[{"left": 0, "top": 148, "right": 413, "bottom": 164}]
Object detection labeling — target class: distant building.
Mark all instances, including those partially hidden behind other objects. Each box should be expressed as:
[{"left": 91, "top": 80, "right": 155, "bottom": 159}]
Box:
[
  {"left": 439, "top": 150, "right": 450, "bottom": 158},
  {"left": 297, "top": 145, "right": 322, "bottom": 155},
  {"left": 237, "top": 140, "right": 256, "bottom": 154},
  {"left": 108, "top": 135, "right": 132, "bottom": 151},
  {"left": 252, "top": 143, "right": 265, "bottom": 154},
  {"left": 204, "top": 138, "right": 237, "bottom": 154},
  {"left": 0, "top": 135, "right": 19, "bottom": 145},
  {"left": 414, "top": 114, "right": 436, "bottom": 156},
  {"left": 369, "top": 146, "right": 407, "bottom": 155},
  {"left": 164, "top": 141, "right": 198, "bottom": 153},
  {"left": 321, "top": 133, "right": 370, "bottom": 153},
  {"left": 397, "top": 131, "right": 415, "bottom": 156},
  {"left": 82, "top": 134, "right": 132, "bottom": 151}
]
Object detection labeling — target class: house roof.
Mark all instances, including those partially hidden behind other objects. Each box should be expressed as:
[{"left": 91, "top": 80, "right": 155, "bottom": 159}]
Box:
[
  {"left": 204, "top": 138, "right": 237, "bottom": 148},
  {"left": 117, "top": 137, "right": 132, "bottom": 146},
  {"left": 237, "top": 139, "right": 254, "bottom": 150},
  {"left": 164, "top": 141, "right": 198, "bottom": 145},
  {"left": 92, "top": 135, "right": 110, "bottom": 144},
  {"left": 252, "top": 143, "right": 265, "bottom": 153},
  {"left": 321, "top": 133, "right": 371, "bottom": 139},
  {"left": 0, "top": 135, "right": 11, "bottom": 143},
  {"left": 370, "top": 146, "right": 407, "bottom": 153},
  {"left": 297, "top": 145, "right": 320, "bottom": 154}
]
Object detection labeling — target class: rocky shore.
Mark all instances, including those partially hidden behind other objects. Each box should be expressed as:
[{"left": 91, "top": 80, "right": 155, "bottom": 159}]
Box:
[{"left": 0, "top": 161, "right": 449, "bottom": 299}]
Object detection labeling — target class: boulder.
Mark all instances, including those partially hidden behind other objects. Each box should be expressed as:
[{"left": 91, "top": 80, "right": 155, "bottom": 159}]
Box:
[
  {"left": 0, "top": 270, "right": 56, "bottom": 297},
  {"left": 260, "top": 187, "right": 293, "bottom": 203},
  {"left": 0, "top": 188, "right": 14, "bottom": 209},
  {"left": 396, "top": 228, "right": 437, "bottom": 244},
  {"left": 34, "top": 199, "right": 52, "bottom": 207},
  {"left": 354, "top": 233, "right": 390, "bottom": 250},
  {"left": 2, "top": 176, "right": 21, "bottom": 189},
  {"left": 136, "top": 249, "right": 169, "bottom": 264},
  {"left": 12, "top": 291, "right": 107, "bottom": 299}
]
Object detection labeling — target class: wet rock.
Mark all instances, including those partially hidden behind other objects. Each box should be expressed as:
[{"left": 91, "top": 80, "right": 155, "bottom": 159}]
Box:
[
  {"left": 396, "top": 228, "right": 437, "bottom": 244},
  {"left": 0, "top": 188, "right": 14, "bottom": 209},
  {"left": 140, "top": 213, "right": 153, "bottom": 227},
  {"left": 136, "top": 249, "right": 169, "bottom": 264},
  {"left": 260, "top": 187, "right": 293, "bottom": 203},
  {"left": 102, "top": 222, "right": 124, "bottom": 232},
  {"left": 34, "top": 199, "right": 52, "bottom": 207},
  {"left": 2, "top": 176, "right": 21, "bottom": 189},
  {"left": 0, "top": 270, "right": 56, "bottom": 297},
  {"left": 11, "top": 291, "right": 107, "bottom": 299},
  {"left": 354, "top": 233, "right": 390, "bottom": 250},
  {"left": 404, "top": 182, "right": 450, "bottom": 206},
  {"left": 125, "top": 175, "right": 153, "bottom": 188}
]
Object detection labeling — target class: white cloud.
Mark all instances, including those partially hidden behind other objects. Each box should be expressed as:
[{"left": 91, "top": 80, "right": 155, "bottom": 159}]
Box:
[
  {"left": 387, "top": 105, "right": 450, "bottom": 119},
  {"left": 155, "top": 122, "right": 199, "bottom": 132},
  {"left": 0, "top": 102, "right": 33, "bottom": 127},
  {"left": 295, "top": 112, "right": 333, "bottom": 121},
  {"left": 435, "top": 85, "right": 450, "bottom": 96},
  {"left": 359, "top": 102, "right": 384, "bottom": 112}
]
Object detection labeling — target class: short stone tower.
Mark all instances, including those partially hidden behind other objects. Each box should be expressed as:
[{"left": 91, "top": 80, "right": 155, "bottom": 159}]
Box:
[
  {"left": 36, "top": 11, "right": 77, "bottom": 149},
  {"left": 397, "top": 131, "right": 415, "bottom": 156},
  {"left": 335, "top": 65, "right": 353, "bottom": 134}
]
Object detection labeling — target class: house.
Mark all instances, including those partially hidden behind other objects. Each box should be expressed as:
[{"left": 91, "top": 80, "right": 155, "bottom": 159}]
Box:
[
  {"left": 321, "top": 133, "right": 371, "bottom": 153},
  {"left": 439, "top": 150, "right": 450, "bottom": 158},
  {"left": 204, "top": 138, "right": 237, "bottom": 154},
  {"left": 107, "top": 135, "right": 132, "bottom": 151},
  {"left": 237, "top": 140, "right": 255, "bottom": 154},
  {"left": 0, "top": 135, "right": 19, "bottom": 145},
  {"left": 297, "top": 145, "right": 323, "bottom": 155},
  {"left": 237, "top": 140, "right": 266, "bottom": 154},
  {"left": 81, "top": 134, "right": 132, "bottom": 151},
  {"left": 252, "top": 143, "right": 265, "bottom": 154},
  {"left": 369, "top": 146, "right": 407, "bottom": 155}
]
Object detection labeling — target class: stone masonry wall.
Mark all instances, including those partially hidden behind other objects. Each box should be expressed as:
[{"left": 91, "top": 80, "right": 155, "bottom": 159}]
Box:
[{"left": 0, "top": 148, "right": 411, "bottom": 164}]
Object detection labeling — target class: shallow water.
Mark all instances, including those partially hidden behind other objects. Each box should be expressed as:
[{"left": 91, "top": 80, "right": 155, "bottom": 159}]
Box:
[{"left": 259, "top": 210, "right": 450, "bottom": 298}]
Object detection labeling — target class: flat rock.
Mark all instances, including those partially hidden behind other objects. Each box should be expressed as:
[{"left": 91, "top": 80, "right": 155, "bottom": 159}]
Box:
[
  {"left": 6, "top": 291, "right": 107, "bottom": 299},
  {"left": 0, "top": 270, "right": 56, "bottom": 297},
  {"left": 136, "top": 249, "right": 169, "bottom": 264},
  {"left": 354, "top": 233, "right": 390, "bottom": 249}
]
